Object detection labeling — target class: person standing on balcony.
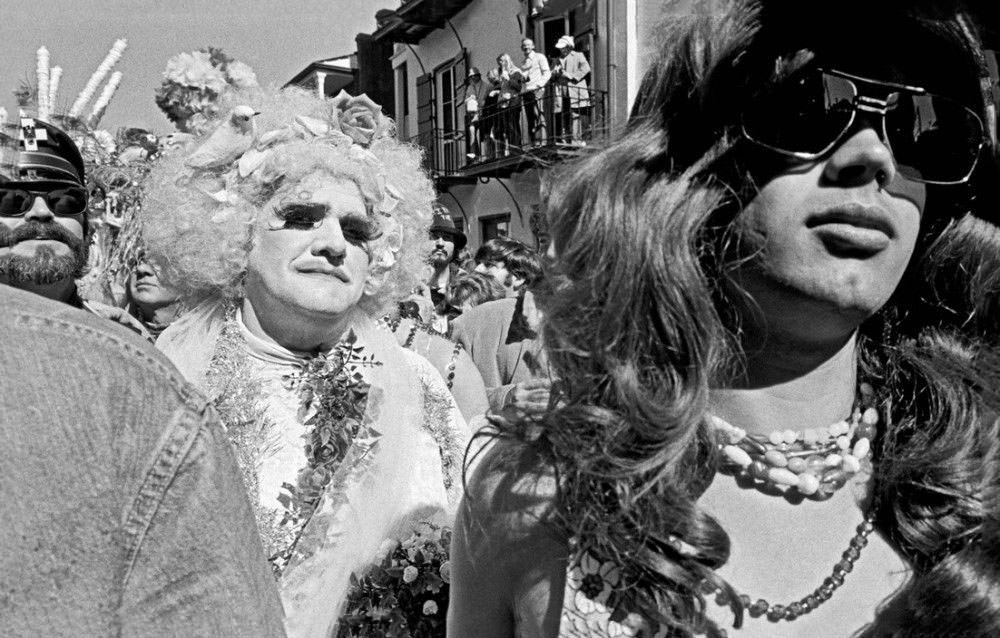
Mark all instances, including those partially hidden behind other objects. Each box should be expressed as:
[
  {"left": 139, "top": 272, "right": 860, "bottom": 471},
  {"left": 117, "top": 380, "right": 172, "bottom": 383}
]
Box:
[
  {"left": 481, "top": 69, "right": 502, "bottom": 159},
  {"left": 516, "top": 38, "right": 551, "bottom": 145},
  {"left": 464, "top": 67, "right": 491, "bottom": 161},
  {"left": 552, "top": 35, "right": 592, "bottom": 145},
  {"left": 496, "top": 54, "right": 524, "bottom": 153}
]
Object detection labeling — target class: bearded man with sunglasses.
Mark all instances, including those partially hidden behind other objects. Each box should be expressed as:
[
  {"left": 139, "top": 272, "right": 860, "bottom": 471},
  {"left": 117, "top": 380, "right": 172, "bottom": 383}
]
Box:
[
  {"left": 0, "top": 118, "right": 149, "bottom": 336},
  {"left": 0, "top": 118, "right": 91, "bottom": 304}
]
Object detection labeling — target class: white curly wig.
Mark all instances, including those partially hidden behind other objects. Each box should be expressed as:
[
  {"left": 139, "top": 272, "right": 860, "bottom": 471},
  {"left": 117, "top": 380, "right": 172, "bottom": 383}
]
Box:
[{"left": 142, "top": 86, "right": 435, "bottom": 317}]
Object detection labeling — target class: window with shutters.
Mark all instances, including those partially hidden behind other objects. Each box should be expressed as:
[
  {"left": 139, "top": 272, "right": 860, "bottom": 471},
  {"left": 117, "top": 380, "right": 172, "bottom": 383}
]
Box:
[
  {"left": 415, "top": 72, "right": 436, "bottom": 171},
  {"left": 433, "top": 50, "right": 467, "bottom": 173},
  {"left": 440, "top": 65, "right": 456, "bottom": 133}
]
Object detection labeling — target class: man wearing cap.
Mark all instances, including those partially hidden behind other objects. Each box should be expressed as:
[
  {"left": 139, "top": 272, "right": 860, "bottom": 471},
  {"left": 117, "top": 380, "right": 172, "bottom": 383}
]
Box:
[
  {"left": 427, "top": 205, "right": 467, "bottom": 307},
  {"left": 552, "top": 35, "right": 592, "bottom": 144},
  {"left": 463, "top": 67, "right": 491, "bottom": 161},
  {"left": 0, "top": 116, "right": 90, "bottom": 303},
  {"left": 0, "top": 116, "right": 147, "bottom": 335}
]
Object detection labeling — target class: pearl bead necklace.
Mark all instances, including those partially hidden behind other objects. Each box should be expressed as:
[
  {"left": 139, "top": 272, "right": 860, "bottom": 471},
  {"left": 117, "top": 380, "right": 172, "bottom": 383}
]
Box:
[{"left": 712, "top": 383, "right": 878, "bottom": 499}]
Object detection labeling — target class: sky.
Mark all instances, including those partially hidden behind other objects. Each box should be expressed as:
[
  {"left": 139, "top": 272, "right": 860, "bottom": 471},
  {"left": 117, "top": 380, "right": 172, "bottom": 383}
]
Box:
[{"left": 0, "top": 0, "right": 394, "bottom": 134}]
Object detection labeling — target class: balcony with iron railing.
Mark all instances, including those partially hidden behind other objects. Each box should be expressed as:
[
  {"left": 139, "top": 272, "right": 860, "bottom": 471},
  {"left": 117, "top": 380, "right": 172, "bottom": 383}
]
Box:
[{"left": 410, "top": 86, "right": 609, "bottom": 182}]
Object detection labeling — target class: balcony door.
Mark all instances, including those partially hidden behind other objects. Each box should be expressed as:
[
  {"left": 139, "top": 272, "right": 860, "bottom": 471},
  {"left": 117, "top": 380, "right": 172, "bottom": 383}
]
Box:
[{"left": 435, "top": 50, "right": 467, "bottom": 174}]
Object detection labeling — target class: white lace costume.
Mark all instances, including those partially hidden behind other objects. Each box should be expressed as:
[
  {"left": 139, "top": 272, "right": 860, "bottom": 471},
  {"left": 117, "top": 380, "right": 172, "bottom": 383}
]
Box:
[{"left": 157, "top": 299, "right": 471, "bottom": 637}]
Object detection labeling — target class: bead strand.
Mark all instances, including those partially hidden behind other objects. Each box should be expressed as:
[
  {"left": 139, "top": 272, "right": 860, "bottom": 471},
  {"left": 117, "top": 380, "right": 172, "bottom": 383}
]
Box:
[
  {"left": 713, "top": 384, "right": 879, "bottom": 499},
  {"left": 717, "top": 513, "right": 877, "bottom": 623},
  {"left": 445, "top": 341, "right": 461, "bottom": 390}
]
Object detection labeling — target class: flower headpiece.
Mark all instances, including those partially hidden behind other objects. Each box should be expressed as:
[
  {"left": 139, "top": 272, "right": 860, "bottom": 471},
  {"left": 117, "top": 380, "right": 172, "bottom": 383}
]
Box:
[
  {"left": 156, "top": 47, "right": 259, "bottom": 134},
  {"left": 226, "top": 90, "right": 403, "bottom": 216}
]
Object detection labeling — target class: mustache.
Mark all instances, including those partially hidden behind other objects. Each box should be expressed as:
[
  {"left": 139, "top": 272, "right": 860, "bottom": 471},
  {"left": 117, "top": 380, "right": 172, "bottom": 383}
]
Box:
[{"left": 0, "top": 221, "right": 86, "bottom": 250}]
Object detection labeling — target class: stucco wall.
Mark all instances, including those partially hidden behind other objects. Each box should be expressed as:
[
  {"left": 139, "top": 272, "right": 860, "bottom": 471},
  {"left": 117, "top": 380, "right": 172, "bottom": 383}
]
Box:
[{"left": 391, "top": 0, "right": 525, "bottom": 138}]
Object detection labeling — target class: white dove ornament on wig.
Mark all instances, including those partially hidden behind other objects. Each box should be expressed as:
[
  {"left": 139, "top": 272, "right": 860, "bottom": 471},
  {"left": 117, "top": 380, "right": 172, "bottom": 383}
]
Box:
[{"left": 183, "top": 104, "right": 259, "bottom": 170}]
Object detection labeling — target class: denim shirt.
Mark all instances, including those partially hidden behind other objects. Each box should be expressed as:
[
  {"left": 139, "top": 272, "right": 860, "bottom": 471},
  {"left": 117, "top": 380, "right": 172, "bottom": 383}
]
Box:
[{"left": 0, "top": 284, "right": 286, "bottom": 637}]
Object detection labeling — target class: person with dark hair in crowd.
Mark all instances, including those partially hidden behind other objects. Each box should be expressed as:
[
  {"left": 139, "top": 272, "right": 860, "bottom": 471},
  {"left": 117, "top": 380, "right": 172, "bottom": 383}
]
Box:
[
  {"left": 428, "top": 206, "right": 467, "bottom": 307},
  {"left": 473, "top": 236, "right": 542, "bottom": 297},
  {"left": 451, "top": 280, "right": 550, "bottom": 416},
  {"left": 451, "top": 1, "right": 1000, "bottom": 637},
  {"left": 0, "top": 284, "right": 285, "bottom": 638},
  {"left": 0, "top": 116, "right": 147, "bottom": 336},
  {"left": 126, "top": 255, "right": 183, "bottom": 340},
  {"left": 454, "top": 240, "right": 548, "bottom": 413},
  {"left": 409, "top": 206, "right": 469, "bottom": 333},
  {"left": 450, "top": 270, "right": 507, "bottom": 314}
]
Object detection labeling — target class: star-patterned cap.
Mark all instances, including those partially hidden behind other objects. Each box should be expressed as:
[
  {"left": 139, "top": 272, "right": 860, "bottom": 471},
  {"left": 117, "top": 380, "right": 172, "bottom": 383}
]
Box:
[{"left": 0, "top": 116, "right": 85, "bottom": 186}]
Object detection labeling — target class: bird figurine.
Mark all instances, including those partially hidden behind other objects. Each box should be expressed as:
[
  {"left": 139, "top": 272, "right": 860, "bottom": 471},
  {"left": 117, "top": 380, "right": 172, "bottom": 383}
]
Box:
[{"left": 184, "top": 105, "right": 259, "bottom": 170}]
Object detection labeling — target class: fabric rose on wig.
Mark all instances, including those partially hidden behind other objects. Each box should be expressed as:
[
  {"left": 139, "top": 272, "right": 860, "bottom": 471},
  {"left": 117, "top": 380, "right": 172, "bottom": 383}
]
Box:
[{"left": 332, "top": 91, "right": 394, "bottom": 146}]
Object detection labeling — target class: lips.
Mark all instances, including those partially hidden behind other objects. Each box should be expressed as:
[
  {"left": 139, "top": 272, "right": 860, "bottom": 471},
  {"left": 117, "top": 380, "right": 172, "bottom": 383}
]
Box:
[
  {"left": 806, "top": 203, "right": 895, "bottom": 255},
  {"left": 296, "top": 265, "right": 349, "bottom": 282}
]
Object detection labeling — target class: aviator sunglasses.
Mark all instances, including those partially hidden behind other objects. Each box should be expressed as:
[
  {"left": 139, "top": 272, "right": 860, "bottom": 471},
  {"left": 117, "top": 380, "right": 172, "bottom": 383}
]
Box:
[
  {"left": 0, "top": 185, "right": 89, "bottom": 217},
  {"left": 741, "top": 67, "right": 986, "bottom": 185}
]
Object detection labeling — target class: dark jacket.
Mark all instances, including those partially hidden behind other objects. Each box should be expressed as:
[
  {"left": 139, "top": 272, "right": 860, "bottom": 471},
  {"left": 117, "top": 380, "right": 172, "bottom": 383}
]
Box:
[{"left": 451, "top": 294, "right": 549, "bottom": 411}]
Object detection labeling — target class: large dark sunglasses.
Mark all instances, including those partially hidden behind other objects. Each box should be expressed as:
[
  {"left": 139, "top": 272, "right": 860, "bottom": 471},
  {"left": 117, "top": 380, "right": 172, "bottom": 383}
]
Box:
[
  {"left": 742, "top": 67, "right": 986, "bottom": 185},
  {"left": 0, "top": 186, "right": 89, "bottom": 217}
]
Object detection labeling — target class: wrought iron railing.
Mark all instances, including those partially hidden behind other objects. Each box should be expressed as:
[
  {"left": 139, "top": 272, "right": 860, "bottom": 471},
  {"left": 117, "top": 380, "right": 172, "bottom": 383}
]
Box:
[{"left": 410, "top": 86, "right": 609, "bottom": 178}]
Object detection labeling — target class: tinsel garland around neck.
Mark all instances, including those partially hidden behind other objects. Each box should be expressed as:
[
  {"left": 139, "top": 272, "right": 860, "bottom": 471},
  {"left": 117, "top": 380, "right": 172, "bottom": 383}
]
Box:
[{"left": 205, "top": 305, "right": 382, "bottom": 575}]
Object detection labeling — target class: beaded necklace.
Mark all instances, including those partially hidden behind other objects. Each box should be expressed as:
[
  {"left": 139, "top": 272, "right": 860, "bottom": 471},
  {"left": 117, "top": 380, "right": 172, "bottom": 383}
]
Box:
[
  {"left": 706, "top": 383, "right": 883, "bottom": 624},
  {"left": 713, "top": 382, "right": 878, "bottom": 500}
]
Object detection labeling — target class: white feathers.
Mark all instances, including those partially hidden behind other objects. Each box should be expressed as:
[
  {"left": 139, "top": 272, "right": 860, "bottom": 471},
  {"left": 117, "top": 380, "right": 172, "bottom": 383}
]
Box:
[{"left": 184, "top": 105, "right": 259, "bottom": 171}]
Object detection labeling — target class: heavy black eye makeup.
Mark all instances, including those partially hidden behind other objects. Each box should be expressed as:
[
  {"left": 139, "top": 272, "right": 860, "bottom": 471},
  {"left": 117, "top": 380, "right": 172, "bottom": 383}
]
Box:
[
  {"left": 269, "top": 203, "right": 382, "bottom": 245},
  {"left": 338, "top": 215, "right": 382, "bottom": 245},
  {"left": 271, "top": 203, "right": 328, "bottom": 229}
]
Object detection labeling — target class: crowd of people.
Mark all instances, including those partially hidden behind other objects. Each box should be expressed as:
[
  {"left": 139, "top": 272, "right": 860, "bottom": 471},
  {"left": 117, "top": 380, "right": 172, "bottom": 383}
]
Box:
[
  {"left": 464, "top": 34, "right": 593, "bottom": 162},
  {"left": 2, "top": 0, "right": 1000, "bottom": 637}
]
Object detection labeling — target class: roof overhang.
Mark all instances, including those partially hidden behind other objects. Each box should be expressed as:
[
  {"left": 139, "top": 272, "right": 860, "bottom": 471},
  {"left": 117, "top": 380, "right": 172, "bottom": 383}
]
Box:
[{"left": 372, "top": 0, "right": 476, "bottom": 44}]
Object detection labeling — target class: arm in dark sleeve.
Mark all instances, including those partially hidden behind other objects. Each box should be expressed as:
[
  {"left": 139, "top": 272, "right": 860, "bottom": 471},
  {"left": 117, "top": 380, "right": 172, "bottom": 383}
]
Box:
[
  {"left": 119, "top": 403, "right": 286, "bottom": 638},
  {"left": 452, "top": 312, "right": 511, "bottom": 411}
]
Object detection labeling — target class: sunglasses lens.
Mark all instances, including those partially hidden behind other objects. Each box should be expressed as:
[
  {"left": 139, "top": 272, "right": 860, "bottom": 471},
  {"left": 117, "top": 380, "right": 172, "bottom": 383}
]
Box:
[
  {"left": 886, "top": 94, "right": 983, "bottom": 184},
  {"left": 0, "top": 189, "right": 32, "bottom": 216},
  {"left": 47, "top": 188, "right": 88, "bottom": 216},
  {"left": 744, "top": 72, "right": 856, "bottom": 155}
]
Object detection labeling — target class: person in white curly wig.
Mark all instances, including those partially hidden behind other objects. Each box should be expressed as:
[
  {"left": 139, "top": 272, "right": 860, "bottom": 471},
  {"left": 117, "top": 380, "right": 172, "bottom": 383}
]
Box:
[{"left": 144, "top": 87, "right": 472, "bottom": 637}]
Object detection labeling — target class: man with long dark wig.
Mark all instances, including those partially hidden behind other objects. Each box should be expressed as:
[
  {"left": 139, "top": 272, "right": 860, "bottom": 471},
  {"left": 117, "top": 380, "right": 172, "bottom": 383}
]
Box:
[{"left": 450, "top": 1, "right": 1000, "bottom": 636}]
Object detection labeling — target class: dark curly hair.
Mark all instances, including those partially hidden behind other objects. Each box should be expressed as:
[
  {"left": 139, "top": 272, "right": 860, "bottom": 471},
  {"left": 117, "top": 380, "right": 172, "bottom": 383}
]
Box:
[{"left": 474, "top": 0, "right": 1000, "bottom": 636}]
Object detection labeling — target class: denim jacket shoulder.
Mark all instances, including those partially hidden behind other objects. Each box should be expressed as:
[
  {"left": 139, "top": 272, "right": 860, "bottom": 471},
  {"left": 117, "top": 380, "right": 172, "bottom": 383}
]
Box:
[{"left": 0, "top": 285, "right": 284, "bottom": 637}]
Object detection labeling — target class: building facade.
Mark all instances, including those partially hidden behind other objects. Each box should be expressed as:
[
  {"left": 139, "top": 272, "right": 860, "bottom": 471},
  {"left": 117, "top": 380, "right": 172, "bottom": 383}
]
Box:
[{"left": 370, "top": 0, "right": 731, "bottom": 252}]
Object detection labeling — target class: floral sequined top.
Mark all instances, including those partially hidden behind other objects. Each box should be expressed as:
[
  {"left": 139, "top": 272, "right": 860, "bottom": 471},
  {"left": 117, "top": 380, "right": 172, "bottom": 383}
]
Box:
[{"left": 202, "top": 308, "right": 469, "bottom": 572}]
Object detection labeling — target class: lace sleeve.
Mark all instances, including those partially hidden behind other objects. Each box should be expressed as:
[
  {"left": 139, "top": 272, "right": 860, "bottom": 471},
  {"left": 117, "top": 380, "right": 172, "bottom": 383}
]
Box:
[{"left": 404, "top": 350, "right": 471, "bottom": 508}]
